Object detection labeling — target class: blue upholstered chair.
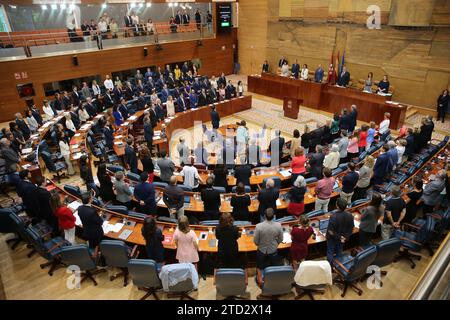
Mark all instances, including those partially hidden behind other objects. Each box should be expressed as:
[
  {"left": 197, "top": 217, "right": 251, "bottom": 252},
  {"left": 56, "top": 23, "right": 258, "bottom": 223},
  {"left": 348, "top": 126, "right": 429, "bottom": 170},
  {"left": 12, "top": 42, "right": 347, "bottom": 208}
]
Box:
[
  {"left": 157, "top": 216, "right": 178, "bottom": 224},
  {"left": 305, "top": 177, "right": 318, "bottom": 184},
  {"left": 128, "top": 259, "right": 162, "bottom": 300},
  {"left": 215, "top": 268, "right": 247, "bottom": 299},
  {"left": 232, "top": 185, "right": 251, "bottom": 193},
  {"left": 126, "top": 172, "right": 141, "bottom": 183},
  {"left": 107, "top": 165, "right": 125, "bottom": 173},
  {"left": 100, "top": 240, "right": 138, "bottom": 286},
  {"left": 332, "top": 245, "right": 377, "bottom": 297},
  {"left": 178, "top": 185, "right": 193, "bottom": 192},
  {"left": 25, "top": 226, "right": 71, "bottom": 276},
  {"left": 60, "top": 244, "right": 106, "bottom": 286},
  {"left": 349, "top": 198, "right": 370, "bottom": 208},
  {"left": 105, "top": 204, "right": 128, "bottom": 215},
  {"left": 394, "top": 216, "right": 436, "bottom": 268},
  {"left": 305, "top": 209, "right": 325, "bottom": 219},
  {"left": 64, "top": 185, "right": 82, "bottom": 198},
  {"left": 153, "top": 181, "right": 168, "bottom": 189},
  {"left": 274, "top": 215, "right": 296, "bottom": 223},
  {"left": 257, "top": 266, "right": 295, "bottom": 299},
  {"left": 200, "top": 220, "right": 219, "bottom": 226},
  {"left": 368, "top": 238, "right": 401, "bottom": 286},
  {"left": 212, "top": 186, "right": 226, "bottom": 193}
]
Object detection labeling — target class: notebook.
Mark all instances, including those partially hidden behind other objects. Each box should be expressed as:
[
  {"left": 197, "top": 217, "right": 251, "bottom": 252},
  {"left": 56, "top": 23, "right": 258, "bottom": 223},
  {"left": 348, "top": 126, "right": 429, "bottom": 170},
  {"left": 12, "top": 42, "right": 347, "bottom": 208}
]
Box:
[{"left": 118, "top": 229, "right": 133, "bottom": 240}]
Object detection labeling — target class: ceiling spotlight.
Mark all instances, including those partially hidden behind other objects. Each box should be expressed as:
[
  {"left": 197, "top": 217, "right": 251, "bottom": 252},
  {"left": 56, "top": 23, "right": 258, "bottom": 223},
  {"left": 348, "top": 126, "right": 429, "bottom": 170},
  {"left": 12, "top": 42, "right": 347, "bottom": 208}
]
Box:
[
  {"left": 130, "top": 3, "right": 136, "bottom": 8},
  {"left": 60, "top": 4, "right": 67, "bottom": 10},
  {"left": 168, "top": 3, "right": 173, "bottom": 7},
  {"left": 102, "top": 3, "right": 107, "bottom": 9},
  {"left": 146, "top": 2, "right": 151, "bottom": 7},
  {"left": 41, "top": 4, "right": 48, "bottom": 10},
  {"left": 9, "top": 5, "right": 17, "bottom": 9},
  {"left": 69, "top": 4, "right": 75, "bottom": 10},
  {"left": 51, "top": 4, "right": 57, "bottom": 10},
  {"left": 138, "top": 3, "right": 144, "bottom": 8}
]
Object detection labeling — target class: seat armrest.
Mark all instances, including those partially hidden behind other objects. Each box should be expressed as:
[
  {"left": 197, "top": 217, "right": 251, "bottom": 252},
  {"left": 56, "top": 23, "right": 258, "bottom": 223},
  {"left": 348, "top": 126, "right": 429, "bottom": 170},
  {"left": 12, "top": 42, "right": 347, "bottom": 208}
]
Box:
[
  {"left": 130, "top": 244, "right": 139, "bottom": 258},
  {"left": 403, "top": 223, "right": 420, "bottom": 230},
  {"left": 333, "top": 258, "right": 351, "bottom": 273},
  {"left": 400, "top": 237, "right": 422, "bottom": 246}
]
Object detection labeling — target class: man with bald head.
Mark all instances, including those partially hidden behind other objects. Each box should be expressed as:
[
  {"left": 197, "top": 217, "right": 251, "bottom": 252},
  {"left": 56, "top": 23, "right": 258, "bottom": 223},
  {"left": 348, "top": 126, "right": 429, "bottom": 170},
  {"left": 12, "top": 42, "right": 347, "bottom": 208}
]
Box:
[{"left": 163, "top": 175, "right": 185, "bottom": 219}]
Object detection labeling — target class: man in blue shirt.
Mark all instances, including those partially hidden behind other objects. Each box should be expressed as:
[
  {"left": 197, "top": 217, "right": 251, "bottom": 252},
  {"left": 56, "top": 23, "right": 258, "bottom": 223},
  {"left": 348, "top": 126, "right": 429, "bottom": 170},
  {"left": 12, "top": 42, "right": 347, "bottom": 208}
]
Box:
[
  {"left": 315, "top": 64, "right": 324, "bottom": 83},
  {"left": 134, "top": 172, "right": 156, "bottom": 214}
]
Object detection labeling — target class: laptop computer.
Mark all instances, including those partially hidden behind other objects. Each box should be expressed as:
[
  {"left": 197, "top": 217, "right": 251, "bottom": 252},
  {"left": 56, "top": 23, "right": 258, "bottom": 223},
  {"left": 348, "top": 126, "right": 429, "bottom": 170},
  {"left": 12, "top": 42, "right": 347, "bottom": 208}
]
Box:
[{"left": 319, "top": 218, "right": 330, "bottom": 234}]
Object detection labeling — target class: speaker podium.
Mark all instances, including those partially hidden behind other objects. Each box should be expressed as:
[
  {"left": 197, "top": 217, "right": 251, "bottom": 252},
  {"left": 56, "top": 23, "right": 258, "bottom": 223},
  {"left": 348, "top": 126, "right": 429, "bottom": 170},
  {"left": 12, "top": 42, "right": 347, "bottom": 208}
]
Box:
[{"left": 283, "top": 97, "right": 302, "bottom": 119}]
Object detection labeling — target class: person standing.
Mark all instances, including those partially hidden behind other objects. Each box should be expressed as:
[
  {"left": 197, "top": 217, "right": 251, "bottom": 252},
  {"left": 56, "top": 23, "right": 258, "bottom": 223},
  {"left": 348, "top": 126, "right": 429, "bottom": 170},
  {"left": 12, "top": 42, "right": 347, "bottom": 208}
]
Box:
[
  {"left": 215, "top": 212, "right": 241, "bottom": 268},
  {"left": 381, "top": 186, "right": 406, "bottom": 240},
  {"left": 230, "top": 182, "right": 251, "bottom": 221},
  {"left": 141, "top": 216, "right": 164, "bottom": 270},
  {"left": 358, "top": 193, "right": 383, "bottom": 247},
  {"left": 404, "top": 177, "right": 423, "bottom": 223},
  {"left": 422, "top": 170, "right": 446, "bottom": 214},
  {"left": 125, "top": 138, "right": 138, "bottom": 174},
  {"left": 173, "top": 216, "right": 199, "bottom": 265},
  {"left": 314, "top": 64, "right": 324, "bottom": 83},
  {"left": 291, "top": 59, "right": 300, "bottom": 79},
  {"left": 353, "top": 156, "right": 374, "bottom": 201},
  {"left": 290, "top": 147, "right": 307, "bottom": 182},
  {"left": 262, "top": 60, "right": 269, "bottom": 73},
  {"left": 257, "top": 179, "right": 280, "bottom": 221},
  {"left": 114, "top": 171, "right": 133, "bottom": 209},
  {"left": 201, "top": 177, "right": 221, "bottom": 220},
  {"left": 340, "top": 162, "right": 359, "bottom": 205},
  {"left": 290, "top": 215, "right": 314, "bottom": 270},
  {"left": 210, "top": 105, "right": 220, "bottom": 129},
  {"left": 51, "top": 192, "right": 76, "bottom": 244},
  {"left": 326, "top": 198, "right": 354, "bottom": 262},
  {"left": 323, "top": 144, "right": 340, "bottom": 171},
  {"left": 308, "top": 145, "right": 325, "bottom": 179},
  {"left": 35, "top": 176, "right": 59, "bottom": 233},
  {"left": 58, "top": 133, "right": 75, "bottom": 176},
  {"left": 287, "top": 175, "right": 307, "bottom": 217},
  {"left": 78, "top": 192, "right": 104, "bottom": 249},
  {"left": 157, "top": 150, "right": 175, "bottom": 183},
  {"left": 314, "top": 168, "right": 335, "bottom": 212},
  {"left": 134, "top": 172, "right": 156, "bottom": 214},
  {"left": 337, "top": 66, "right": 350, "bottom": 87},
  {"left": 437, "top": 89, "right": 449, "bottom": 123},
  {"left": 163, "top": 176, "right": 185, "bottom": 219}
]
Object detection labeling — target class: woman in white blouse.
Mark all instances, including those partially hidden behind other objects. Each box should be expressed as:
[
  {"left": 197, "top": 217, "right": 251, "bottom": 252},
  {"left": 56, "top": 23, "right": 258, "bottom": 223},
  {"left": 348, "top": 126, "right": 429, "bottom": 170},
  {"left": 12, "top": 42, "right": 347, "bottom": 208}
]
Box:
[
  {"left": 92, "top": 80, "right": 101, "bottom": 96},
  {"left": 43, "top": 100, "right": 54, "bottom": 121},
  {"left": 65, "top": 113, "right": 76, "bottom": 134},
  {"left": 58, "top": 133, "right": 75, "bottom": 175},
  {"left": 78, "top": 104, "right": 90, "bottom": 123},
  {"left": 281, "top": 62, "right": 290, "bottom": 77},
  {"left": 166, "top": 95, "right": 175, "bottom": 117},
  {"left": 300, "top": 64, "right": 309, "bottom": 80},
  {"left": 146, "top": 19, "right": 155, "bottom": 34},
  {"left": 25, "top": 110, "right": 39, "bottom": 133},
  {"left": 150, "top": 89, "right": 158, "bottom": 106}
]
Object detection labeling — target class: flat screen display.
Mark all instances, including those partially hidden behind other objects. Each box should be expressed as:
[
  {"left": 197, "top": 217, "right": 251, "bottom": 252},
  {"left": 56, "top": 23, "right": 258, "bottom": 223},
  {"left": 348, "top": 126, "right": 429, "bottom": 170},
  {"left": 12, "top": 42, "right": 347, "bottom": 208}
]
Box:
[{"left": 216, "top": 3, "right": 232, "bottom": 33}]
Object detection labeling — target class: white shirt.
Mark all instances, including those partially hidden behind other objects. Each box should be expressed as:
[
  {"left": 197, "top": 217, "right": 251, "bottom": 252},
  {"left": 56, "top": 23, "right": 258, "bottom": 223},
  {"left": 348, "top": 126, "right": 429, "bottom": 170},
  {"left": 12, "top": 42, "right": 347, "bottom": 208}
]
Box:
[
  {"left": 166, "top": 100, "right": 175, "bottom": 117},
  {"left": 92, "top": 84, "right": 101, "bottom": 95},
  {"left": 146, "top": 23, "right": 155, "bottom": 32},
  {"left": 300, "top": 68, "right": 309, "bottom": 80},
  {"left": 59, "top": 140, "right": 70, "bottom": 156},
  {"left": 323, "top": 151, "right": 340, "bottom": 170},
  {"left": 281, "top": 64, "right": 290, "bottom": 77},
  {"left": 104, "top": 79, "right": 114, "bottom": 91},
  {"left": 66, "top": 119, "right": 76, "bottom": 132},
  {"left": 238, "top": 85, "right": 244, "bottom": 93},
  {"left": 26, "top": 116, "right": 38, "bottom": 131},
  {"left": 396, "top": 145, "right": 405, "bottom": 164},
  {"left": 43, "top": 104, "right": 54, "bottom": 121},
  {"left": 379, "top": 119, "right": 390, "bottom": 134},
  {"left": 131, "top": 15, "right": 139, "bottom": 26},
  {"left": 78, "top": 109, "right": 90, "bottom": 122},
  {"left": 181, "top": 166, "right": 200, "bottom": 189},
  {"left": 98, "top": 21, "right": 108, "bottom": 32}
]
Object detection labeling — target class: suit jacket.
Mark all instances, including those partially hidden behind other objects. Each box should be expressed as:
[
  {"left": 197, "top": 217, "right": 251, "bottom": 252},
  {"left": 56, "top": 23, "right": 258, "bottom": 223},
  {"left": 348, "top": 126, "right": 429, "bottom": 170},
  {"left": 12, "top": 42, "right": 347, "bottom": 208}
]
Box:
[
  {"left": 144, "top": 123, "right": 153, "bottom": 145},
  {"left": 373, "top": 152, "right": 391, "bottom": 179},
  {"left": 149, "top": 109, "right": 158, "bottom": 127},
  {"left": 175, "top": 14, "right": 182, "bottom": 25},
  {"left": 235, "top": 164, "right": 252, "bottom": 186},
  {"left": 189, "top": 93, "right": 198, "bottom": 108},
  {"left": 85, "top": 103, "right": 97, "bottom": 117},
  {"left": 17, "top": 180, "right": 39, "bottom": 219},
  {"left": 155, "top": 104, "right": 164, "bottom": 121},
  {"left": 118, "top": 103, "right": 129, "bottom": 120},
  {"left": 167, "top": 77, "right": 175, "bottom": 89},
  {"left": 182, "top": 14, "right": 190, "bottom": 24},
  {"left": 36, "top": 187, "right": 58, "bottom": 231},
  {"left": 78, "top": 205, "right": 104, "bottom": 241},
  {"left": 16, "top": 119, "right": 31, "bottom": 139},
  {"left": 71, "top": 91, "right": 80, "bottom": 105},
  {"left": 134, "top": 182, "right": 156, "bottom": 213},
  {"left": 176, "top": 96, "right": 187, "bottom": 112},
  {"left": 269, "top": 137, "right": 285, "bottom": 164},
  {"left": 210, "top": 110, "right": 220, "bottom": 129},
  {"left": 349, "top": 109, "right": 358, "bottom": 132},
  {"left": 125, "top": 144, "right": 138, "bottom": 174},
  {"left": 124, "top": 15, "right": 133, "bottom": 27},
  {"left": 198, "top": 93, "right": 209, "bottom": 107},
  {"left": 70, "top": 111, "right": 80, "bottom": 129},
  {"left": 103, "top": 126, "right": 114, "bottom": 149},
  {"left": 104, "top": 93, "right": 114, "bottom": 108},
  {"left": 337, "top": 71, "right": 350, "bottom": 87},
  {"left": 291, "top": 64, "right": 300, "bottom": 78},
  {"left": 339, "top": 114, "right": 352, "bottom": 132},
  {"left": 405, "top": 135, "right": 414, "bottom": 158},
  {"left": 157, "top": 158, "right": 175, "bottom": 182},
  {"left": 161, "top": 89, "right": 169, "bottom": 103},
  {"left": 278, "top": 58, "right": 288, "bottom": 67},
  {"left": 31, "top": 109, "right": 43, "bottom": 126},
  {"left": 309, "top": 152, "right": 325, "bottom": 179},
  {"left": 257, "top": 188, "right": 280, "bottom": 217}
]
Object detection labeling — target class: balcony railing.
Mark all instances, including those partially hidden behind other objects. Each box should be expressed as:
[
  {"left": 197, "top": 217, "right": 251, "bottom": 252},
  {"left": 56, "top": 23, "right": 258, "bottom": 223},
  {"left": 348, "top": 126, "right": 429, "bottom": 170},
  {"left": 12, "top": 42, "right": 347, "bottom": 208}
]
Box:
[{"left": 0, "top": 22, "right": 214, "bottom": 60}]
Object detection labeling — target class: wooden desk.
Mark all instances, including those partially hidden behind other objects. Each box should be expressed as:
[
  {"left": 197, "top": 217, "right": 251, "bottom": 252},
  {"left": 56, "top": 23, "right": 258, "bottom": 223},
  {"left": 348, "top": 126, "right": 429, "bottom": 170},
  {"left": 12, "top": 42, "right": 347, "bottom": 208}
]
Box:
[
  {"left": 248, "top": 73, "right": 324, "bottom": 109},
  {"left": 248, "top": 74, "right": 407, "bottom": 130}
]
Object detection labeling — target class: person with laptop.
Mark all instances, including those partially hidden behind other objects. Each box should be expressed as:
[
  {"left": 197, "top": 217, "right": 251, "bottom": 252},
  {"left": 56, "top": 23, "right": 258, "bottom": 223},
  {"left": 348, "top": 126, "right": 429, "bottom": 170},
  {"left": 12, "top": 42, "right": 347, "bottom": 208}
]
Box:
[{"left": 326, "top": 198, "right": 354, "bottom": 263}]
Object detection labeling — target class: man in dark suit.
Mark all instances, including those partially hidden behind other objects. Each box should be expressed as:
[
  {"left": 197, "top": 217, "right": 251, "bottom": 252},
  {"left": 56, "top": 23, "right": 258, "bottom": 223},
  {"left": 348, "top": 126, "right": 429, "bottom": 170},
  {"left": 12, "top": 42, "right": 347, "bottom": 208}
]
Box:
[
  {"left": 326, "top": 198, "right": 354, "bottom": 262},
  {"left": 29, "top": 105, "right": 43, "bottom": 126},
  {"left": 134, "top": 172, "right": 156, "bottom": 214},
  {"left": 262, "top": 60, "right": 269, "bottom": 73},
  {"left": 339, "top": 109, "right": 351, "bottom": 132},
  {"left": 71, "top": 86, "right": 81, "bottom": 106},
  {"left": 62, "top": 91, "right": 72, "bottom": 109},
  {"left": 176, "top": 95, "right": 188, "bottom": 112},
  {"left": 124, "top": 14, "right": 133, "bottom": 28},
  {"left": 337, "top": 66, "right": 350, "bottom": 87},
  {"left": 405, "top": 128, "right": 415, "bottom": 160},
  {"left": 85, "top": 98, "right": 97, "bottom": 117},
  {"left": 124, "top": 82, "right": 134, "bottom": 101},
  {"left": 349, "top": 105, "right": 358, "bottom": 133},
  {"left": 235, "top": 157, "right": 252, "bottom": 186},
  {"left": 373, "top": 144, "right": 391, "bottom": 185},
  {"left": 291, "top": 59, "right": 300, "bottom": 79},
  {"left": 182, "top": 10, "right": 190, "bottom": 25},
  {"left": 144, "top": 116, "right": 153, "bottom": 150},
  {"left": 268, "top": 129, "right": 285, "bottom": 166},
  {"left": 118, "top": 98, "right": 129, "bottom": 120},
  {"left": 102, "top": 123, "right": 114, "bottom": 149},
  {"left": 181, "top": 62, "right": 189, "bottom": 75},
  {"left": 201, "top": 177, "right": 221, "bottom": 220},
  {"left": 175, "top": 11, "right": 183, "bottom": 25},
  {"left": 198, "top": 88, "right": 209, "bottom": 107},
  {"left": 217, "top": 73, "right": 227, "bottom": 88},
  {"left": 225, "top": 81, "right": 236, "bottom": 99},
  {"left": 210, "top": 105, "right": 220, "bottom": 129},
  {"left": 278, "top": 56, "right": 288, "bottom": 68},
  {"left": 78, "top": 192, "right": 104, "bottom": 249},
  {"left": 308, "top": 145, "right": 325, "bottom": 179},
  {"left": 69, "top": 106, "right": 81, "bottom": 130},
  {"left": 167, "top": 73, "right": 175, "bottom": 89},
  {"left": 35, "top": 176, "right": 58, "bottom": 233},
  {"left": 15, "top": 113, "right": 31, "bottom": 140},
  {"left": 103, "top": 89, "right": 114, "bottom": 109},
  {"left": 161, "top": 85, "right": 170, "bottom": 103},
  {"left": 257, "top": 178, "right": 280, "bottom": 221},
  {"left": 16, "top": 170, "right": 40, "bottom": 221},
  {"left": 149, "top": 105, "right": 158, "bottom": 128},
  {"left": 52, "top": 93, "right": 63, "bottom": 111},
  {"left": 124, "top": 138, "right": 138, "bottom": 174}
]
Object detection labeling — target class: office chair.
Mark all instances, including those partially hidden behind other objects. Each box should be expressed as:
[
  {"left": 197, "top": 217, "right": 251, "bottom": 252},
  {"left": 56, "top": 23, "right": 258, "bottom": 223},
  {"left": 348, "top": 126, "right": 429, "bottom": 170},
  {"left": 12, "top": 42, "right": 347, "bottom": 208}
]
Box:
[
  {"left": 257, "top": 266, "right": 295, "bottom": 300},
  {"left": 64, "top": 185, "right": 82, "bottom": 198},
  {"left": 153, "top": 181, "right": 168, "bottom": 189},
  {"left": 40, "top": 150, "right": 67, "bottom": 183},
  {"left": 163, "top": 264, "right": 197, "bottom": 300},
  {"left": 305, "top": 177, "right": 318, "bottom": 184},
  {"left": 294, "top": 260, "right": 332, "bottom": 300},
  {"left": 305, "top": 209, "right": 325, "bottom": 219},
  {"left": 349, "top": 198, "right": 370, "bottom": 208},
  {"left": 60, "top": 244, "right": 106, "bottom": 286},
  {"left": 262, "top": 177, "right": 281, "bottom": 189},
  {"left": 362, "top": 238, "right": 401, "bottom": 286},
  {"left": 274, "top": 216, "right": 297, "bottom": 223},
  {"left": 332, "top": 245, "right": 377, "bottom": 297},
  {"left": 215, "top": 268, "right": 247, "bottom": 299},
  {"left": 107, "top": 165, "right": 125, "bottom": 173},
  {"left": 105, "top": 205, "right": 128, "bottom": 215},
  {"left": 99, "top": 240, "right": 138, "bottom": 286},
  {"left": 200, "top": 220, "right": 220, "bottom": 227},
  {"left": 157, "top": 216, "right": 178, "bottom": 224},
  {"left": 212, "top": 186, "right": 226, "bottom": 193},
  {"left": 1, "top": 208, "right": 21, "bottom": 249},
  {"left": 25, "top": 226, "right": 71, "bottom": 276},
  {"left": 394, "top": 216, "right": 436, "bottom": 268},
  {"left": 126, "top": 172, "right": 141, "bottom": 182},
  {"left": 177, "top": 185, "right": 192, "bottom": 192},
  {"left": 128, "top": 259, "right": 162, "bottom": 300},
  {"left": 231, "top": 185, "right": 251, "bottom": 193}
]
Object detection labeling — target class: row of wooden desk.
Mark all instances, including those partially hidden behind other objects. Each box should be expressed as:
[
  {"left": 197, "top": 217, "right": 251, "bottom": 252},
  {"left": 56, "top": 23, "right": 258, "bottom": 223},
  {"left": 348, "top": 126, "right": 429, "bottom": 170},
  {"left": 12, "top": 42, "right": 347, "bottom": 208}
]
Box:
[{"left": 248, "top": 73, "right": 407, "bottom": 130}]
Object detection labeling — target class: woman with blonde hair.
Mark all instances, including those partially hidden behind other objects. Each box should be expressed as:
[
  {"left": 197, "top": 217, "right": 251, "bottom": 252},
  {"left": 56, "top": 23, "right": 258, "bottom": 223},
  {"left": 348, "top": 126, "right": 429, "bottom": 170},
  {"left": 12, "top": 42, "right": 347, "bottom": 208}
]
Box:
[
  {"left": 173, "top": 216, "right": 199, "bottom": 266},
  {"left": 166, "top": 95, "right": 175, "bottom": 117},
  {"left": 353, "top": 155, "right": 374, "bottom": 201}
]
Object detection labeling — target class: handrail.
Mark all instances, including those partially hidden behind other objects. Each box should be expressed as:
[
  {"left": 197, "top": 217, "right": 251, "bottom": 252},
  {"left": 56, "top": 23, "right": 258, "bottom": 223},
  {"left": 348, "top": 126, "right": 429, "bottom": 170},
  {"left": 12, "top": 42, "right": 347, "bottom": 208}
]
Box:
[{"left": 408, "top": 231, "right": 450, "bottom": 300}]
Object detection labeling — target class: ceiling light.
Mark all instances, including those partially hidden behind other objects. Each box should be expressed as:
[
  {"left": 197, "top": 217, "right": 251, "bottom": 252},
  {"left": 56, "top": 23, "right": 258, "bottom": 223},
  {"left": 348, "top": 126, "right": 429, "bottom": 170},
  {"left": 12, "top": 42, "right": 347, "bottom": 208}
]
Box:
[
  {"left": 102, "top": 3, "right": 107, "bottom": 9},
  {"left": 69, "top": 4, "right": 75, "bottom": 10},
  {"left": 146, "top": 3, "right": 151, "bottom": 7},
  {"left": 51, "top": 4, "right": 57, "bottom": 10},
  {"left": 60, "top": 4, "right": 67, "bottom": 10},
  {"left": 168, "top": 3, "right": 173, "bottom": 7},
  {"left": 130, "top": 3, "right": 136, "bottom": 8},
  {"left": 41, "top": 4, "right": 48, "bottom": 10},
  {"left": 138, "top": 3, "right": 144, "bottom": 8}
]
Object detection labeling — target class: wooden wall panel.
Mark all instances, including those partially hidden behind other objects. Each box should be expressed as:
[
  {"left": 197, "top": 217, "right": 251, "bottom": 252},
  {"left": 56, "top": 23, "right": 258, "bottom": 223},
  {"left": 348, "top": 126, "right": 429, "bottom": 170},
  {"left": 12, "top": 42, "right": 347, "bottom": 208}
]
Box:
[{"left": 0, "top": 32, "right": 236, "bottom": 122}]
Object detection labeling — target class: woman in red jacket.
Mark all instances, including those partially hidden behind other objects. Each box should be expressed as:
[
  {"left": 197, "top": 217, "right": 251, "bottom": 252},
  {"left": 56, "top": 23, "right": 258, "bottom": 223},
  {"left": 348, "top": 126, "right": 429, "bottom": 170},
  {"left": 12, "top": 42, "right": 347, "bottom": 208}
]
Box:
[
  {"left": 290, "top": 215, "right": 315, "bottom": 271},
  {"left": 51, "top": 192, "right": 76, "bottom": 244}
]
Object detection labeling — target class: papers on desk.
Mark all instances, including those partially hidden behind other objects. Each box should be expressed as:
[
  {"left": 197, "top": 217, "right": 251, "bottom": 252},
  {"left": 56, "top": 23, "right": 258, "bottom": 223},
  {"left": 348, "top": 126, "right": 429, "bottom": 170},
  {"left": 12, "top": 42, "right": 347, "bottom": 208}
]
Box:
[
  {"left": 21, "top": 164, "right": 31, "bottom": 169},
  {"left": 102, "top": 221, "right": 124, "bottom": 234},
  {"left": 80, "top": 124, "right": 91, "bottom": 131},
  {"left": 74, "top": 133, "right": 81, "bottom": 137},
  {"left": 276, "top": 199, "right": 282, "bottom": 207},
  {"left": 21, "top": 148, "right": 33, "bottom": 154},
  {"left": 157, "top": 197, "right": 165, "bottom": 206},
  {"left": 118, "top": 229, "right": 133, "bottom": 240},
  {"left": 128, "top": 115, "right": 137, "bottom": 121},
  {"left": 68, "top": 200, "right": 82, "bottom": 212},
  {"left": 95, "top": 114, "right": 103, "bottom": 119},
  {"left": 282, "top": 232, "right": 292, "bottom": 244},
  {"left": 279, "top": 169, "right": 291, "bottom": 178},
  {"left": 354, "top": 219, "right": 360, "bottom": 229},
  {"left": 31, "top": 133, "right": 39, "bottom": 139},
  {"left": 153, "top": 136, "right": 161, "bottom": 141},
  {"left": 72, "top": 152, "right": 83, "bottom": 160},
  {"left": 154, "top": 130, "right": 161, "bottom": 135},
  {"left": 114, "top": 141, "right": 123, "bottom": 145},
  {"left": 73, "top": 212, "right": 82, "bottom": 226},
  {"left": 115, "top": 135, "right": 123, "bottom": 139}
]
